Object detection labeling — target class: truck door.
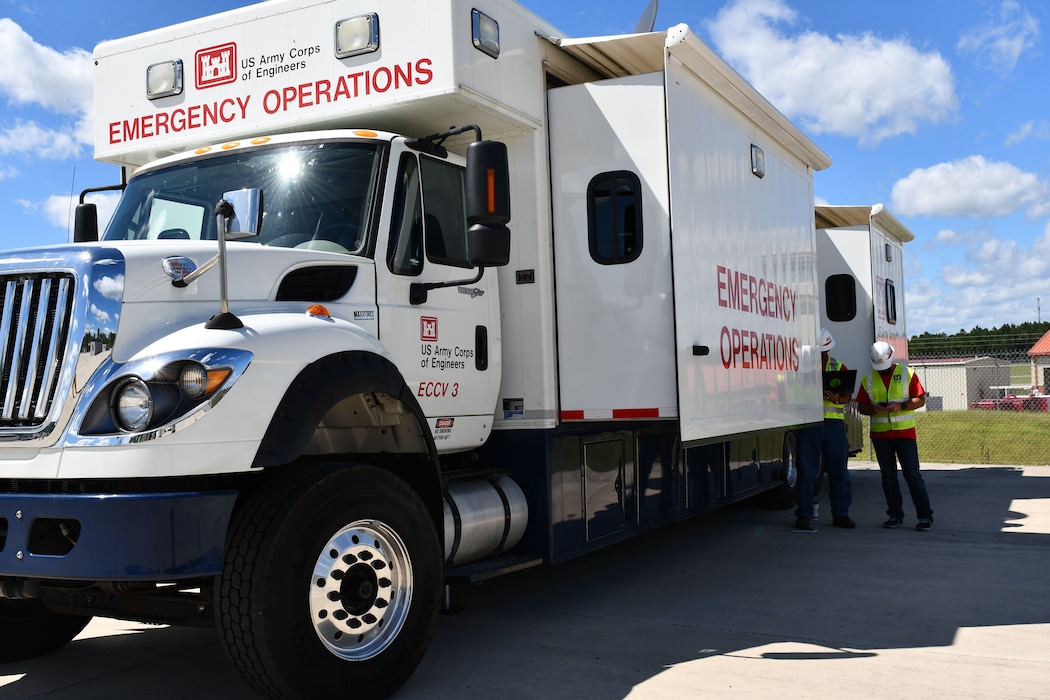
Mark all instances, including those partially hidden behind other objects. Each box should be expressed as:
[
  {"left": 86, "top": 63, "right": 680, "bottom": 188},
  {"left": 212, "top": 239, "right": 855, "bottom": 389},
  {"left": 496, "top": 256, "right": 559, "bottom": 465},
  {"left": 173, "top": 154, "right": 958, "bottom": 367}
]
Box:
[{"left": 375, "top": 145, "right": 501, "bottom": 451}]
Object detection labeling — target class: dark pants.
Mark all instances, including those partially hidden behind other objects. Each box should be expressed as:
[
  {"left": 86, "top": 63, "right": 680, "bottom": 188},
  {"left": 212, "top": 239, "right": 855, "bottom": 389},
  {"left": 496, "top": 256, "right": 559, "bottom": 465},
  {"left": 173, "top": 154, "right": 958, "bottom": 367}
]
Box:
[
  {"left": 872, "top": 438, "right": 933, "bottom": 521},
  {"left": 795, "top": 420, "right": 852, "bottom": 518}
]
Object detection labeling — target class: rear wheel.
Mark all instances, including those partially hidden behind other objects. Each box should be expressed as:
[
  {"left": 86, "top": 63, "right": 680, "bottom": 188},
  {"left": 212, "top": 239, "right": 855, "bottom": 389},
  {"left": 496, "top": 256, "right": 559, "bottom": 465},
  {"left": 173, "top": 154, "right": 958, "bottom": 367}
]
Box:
[
  {"left": 761, "top": 431, "right": 800, "bottom": 509},
  {"left": 0, "top": 600, "right": 91, "bottom": 661},
  {"left": 218, "top": 463, "right": 442, "bottom": 700}
]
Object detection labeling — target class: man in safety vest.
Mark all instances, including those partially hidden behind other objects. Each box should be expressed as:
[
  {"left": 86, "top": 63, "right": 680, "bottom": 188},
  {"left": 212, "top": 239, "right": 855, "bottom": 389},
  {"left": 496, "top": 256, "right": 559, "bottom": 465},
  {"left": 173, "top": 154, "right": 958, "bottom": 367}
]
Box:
[
  {"left": 856, "top": 341, "right": 934, "bottom": 531},
  {"left": 793, "top": 328, "right": 854, "bottom": 532}
]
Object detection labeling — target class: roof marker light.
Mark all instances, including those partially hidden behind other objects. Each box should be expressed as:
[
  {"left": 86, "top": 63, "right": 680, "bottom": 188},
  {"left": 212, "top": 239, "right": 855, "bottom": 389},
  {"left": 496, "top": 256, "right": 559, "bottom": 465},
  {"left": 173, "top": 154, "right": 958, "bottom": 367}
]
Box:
[
  {"left": 335, "top": 14, "right": 380, "bottom": 59},
  {"left": 472, "top": 9, "right": 500, "bottom": 58},
  {"left": 146, "top": 59, "right": 183, "bottom": 100}
]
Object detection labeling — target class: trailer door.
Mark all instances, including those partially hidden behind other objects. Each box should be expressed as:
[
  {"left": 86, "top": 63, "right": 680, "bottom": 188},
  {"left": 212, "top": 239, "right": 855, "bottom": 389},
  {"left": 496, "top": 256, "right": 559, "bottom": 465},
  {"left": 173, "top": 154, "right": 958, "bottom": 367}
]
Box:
[
  {"left": 547, "top": 73, "right": 677, "bottom": 423},
  {"left": 663, "top": 57, "right": 822, "bottom": 445}
]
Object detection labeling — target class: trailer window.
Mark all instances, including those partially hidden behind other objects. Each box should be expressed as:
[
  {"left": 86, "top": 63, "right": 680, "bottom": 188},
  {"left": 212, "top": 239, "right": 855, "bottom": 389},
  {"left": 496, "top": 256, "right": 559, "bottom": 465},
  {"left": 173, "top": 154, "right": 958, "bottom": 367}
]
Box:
[
  {"left": 587, "top": 171, "right": 642, "bottom": 264},
  {"left": 885, "top": 279, "right": 898, "bottom": 325},
  {"left": 824, "top": 274, "right": 857, "bottom": 322}
]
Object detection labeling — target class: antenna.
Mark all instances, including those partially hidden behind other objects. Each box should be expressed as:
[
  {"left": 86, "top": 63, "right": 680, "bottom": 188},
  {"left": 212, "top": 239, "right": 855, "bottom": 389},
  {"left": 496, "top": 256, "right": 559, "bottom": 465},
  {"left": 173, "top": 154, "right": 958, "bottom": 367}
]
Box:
[
  {"left": 633, "top": 0, "right": 658, "bottom": 33},
  {"left": 67, "top": 166, "right": 77, "bottom": 242}
]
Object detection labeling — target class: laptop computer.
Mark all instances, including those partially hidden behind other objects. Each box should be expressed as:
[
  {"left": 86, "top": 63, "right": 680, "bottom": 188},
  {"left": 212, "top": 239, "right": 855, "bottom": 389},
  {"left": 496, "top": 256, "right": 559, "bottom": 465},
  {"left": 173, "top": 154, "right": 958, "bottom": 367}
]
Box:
[{"left": 822, "top": 369, "right": 857, "bottom": 393}]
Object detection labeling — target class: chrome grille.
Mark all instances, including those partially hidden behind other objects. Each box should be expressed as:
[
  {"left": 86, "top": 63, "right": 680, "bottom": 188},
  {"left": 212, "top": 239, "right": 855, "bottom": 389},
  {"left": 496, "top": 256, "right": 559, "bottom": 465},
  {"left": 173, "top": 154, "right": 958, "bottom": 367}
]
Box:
[{"left": 0, "top": 273, "right": 74, "bottom": 427}]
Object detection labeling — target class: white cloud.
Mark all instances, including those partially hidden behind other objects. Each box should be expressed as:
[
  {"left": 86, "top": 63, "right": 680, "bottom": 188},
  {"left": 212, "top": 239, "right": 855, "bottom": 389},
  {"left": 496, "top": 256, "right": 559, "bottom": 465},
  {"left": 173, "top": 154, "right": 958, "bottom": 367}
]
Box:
[
  {"left": 93, "top": 274, "right": 124, "bottom": 300},
  {"left": 705, "top": 0, "right": 958, "bottom": 146},
  {"left": 90, "top": 303, "right": 111, "bottom": 324},
  {"left": 0, "top": 19, "right": 93, "bottom": 158},
  {"left": 41, "top": 192, "right": 120, "bottom": 239},
  {"left": 890, "top": 155, "right": 1049, "bottom": 218},
  {"left": 909, "top": 224, "right": 1050, "bottom": 333},
  {"left": 0, "top": 19, "right": 92, "bottom": 114},
  {"left": 957, "top": 0, "right": 1040, "bottom": 74},
  {"left": 0, "top": 121, "right": 83, "bottom": 159},
  {"left": 934, "top": 228, "right": 962, "bottom": 243},
  {"left": 1005, "top": 120, "right": 1050, "bottom": 146}
]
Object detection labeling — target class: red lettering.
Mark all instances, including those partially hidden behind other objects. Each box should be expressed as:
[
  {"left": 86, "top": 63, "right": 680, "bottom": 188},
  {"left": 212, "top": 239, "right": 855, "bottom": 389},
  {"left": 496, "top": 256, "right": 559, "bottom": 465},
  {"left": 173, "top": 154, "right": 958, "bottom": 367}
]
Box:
[
  {"left": 203, "top": 101, "right": 219, "bottom": 126},
  {"left": 372, "top": 66, "right": 392, "bottom": 92},
  {"left": 394, "top": 63, "right": 412, "bottom": 89},
  {"left": 416, "top": 58, "right": 433, "bottom": 84},
  {"left": 717, "top": 265, "right": 728, "bottom": 308},
  {"left": 316, "top": 79, "right": 332, "bottom": 104},
  {"left": 263, "top": 89, "right": 281, "bottom": 114},
  {"left": 417, "top": 382, "right": 449, "bottom": 398}
]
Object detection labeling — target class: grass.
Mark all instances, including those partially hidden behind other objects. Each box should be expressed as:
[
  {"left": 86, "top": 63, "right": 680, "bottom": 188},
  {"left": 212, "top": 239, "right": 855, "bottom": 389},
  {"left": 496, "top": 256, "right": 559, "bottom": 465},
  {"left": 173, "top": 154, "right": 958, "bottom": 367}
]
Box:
[{"left": 851, "top": 410, "right": 1050, "bottom": 466}]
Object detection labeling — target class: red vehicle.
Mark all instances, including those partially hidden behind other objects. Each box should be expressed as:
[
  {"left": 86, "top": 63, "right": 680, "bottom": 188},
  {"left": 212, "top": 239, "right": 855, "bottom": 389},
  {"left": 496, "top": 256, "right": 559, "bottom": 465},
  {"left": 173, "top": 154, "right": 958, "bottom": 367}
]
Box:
[{"left": 971, "top": 395, "right": 1025, "bottom": 411}]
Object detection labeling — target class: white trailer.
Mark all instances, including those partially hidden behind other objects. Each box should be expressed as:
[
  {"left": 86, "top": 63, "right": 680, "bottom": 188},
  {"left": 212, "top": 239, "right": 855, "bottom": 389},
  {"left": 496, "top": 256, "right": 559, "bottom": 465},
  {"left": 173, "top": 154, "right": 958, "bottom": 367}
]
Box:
[
  {"left": 815, "top": 204, "right": 913, "bottom": 449},
  {"left": 0, "top": 1, "right": 830, "bottom": 697},
  {"left": 815, "top": 204, "right": 913, "bottom": 373}
]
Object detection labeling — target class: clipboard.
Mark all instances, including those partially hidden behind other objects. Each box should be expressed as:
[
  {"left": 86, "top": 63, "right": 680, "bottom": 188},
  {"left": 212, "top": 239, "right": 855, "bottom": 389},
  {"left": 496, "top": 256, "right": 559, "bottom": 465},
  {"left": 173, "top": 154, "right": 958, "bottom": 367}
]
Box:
[{"left": 822, "top": 369, "right": 856, "bottom": 393}]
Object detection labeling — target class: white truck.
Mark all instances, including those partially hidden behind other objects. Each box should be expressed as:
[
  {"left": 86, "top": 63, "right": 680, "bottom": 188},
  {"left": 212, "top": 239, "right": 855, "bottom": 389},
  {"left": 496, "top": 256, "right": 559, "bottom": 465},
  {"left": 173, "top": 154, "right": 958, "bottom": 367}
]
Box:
[
  {"left": 0, "top": 1, "right": 831, "bottom": 697},
  {"left": 815, "top": 204, "right": 913, "bottom": 448}
]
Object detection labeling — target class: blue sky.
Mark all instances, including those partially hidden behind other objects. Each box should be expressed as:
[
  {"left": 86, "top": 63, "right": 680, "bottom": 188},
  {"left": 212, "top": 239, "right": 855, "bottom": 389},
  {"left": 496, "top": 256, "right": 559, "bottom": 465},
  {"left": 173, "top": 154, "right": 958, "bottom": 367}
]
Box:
[{"left": 0, "top": 0, "right": 1047, "bottom": 336}]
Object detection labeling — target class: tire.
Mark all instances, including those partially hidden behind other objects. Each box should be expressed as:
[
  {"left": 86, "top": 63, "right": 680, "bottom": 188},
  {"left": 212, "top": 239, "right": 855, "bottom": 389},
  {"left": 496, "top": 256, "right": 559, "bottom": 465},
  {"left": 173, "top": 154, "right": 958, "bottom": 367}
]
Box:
[
  {"left": 760, "top": 431, "right": 799, "bottom": 509},
  {"left": 0, "top": 600, "right": 91, "bottom": 662},
  {"left": 218, "top": 463, "right": 442, "bottom": 700}
]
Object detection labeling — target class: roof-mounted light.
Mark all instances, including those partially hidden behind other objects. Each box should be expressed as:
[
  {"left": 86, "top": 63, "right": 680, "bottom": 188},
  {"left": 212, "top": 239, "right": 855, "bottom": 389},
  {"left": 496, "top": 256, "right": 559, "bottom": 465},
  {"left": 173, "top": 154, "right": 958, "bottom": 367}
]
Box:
[
  {"left": 471, "top": 9, "right": 500, "bottom": 58},
  {"left": 146, "top": 59, "right": 184, "bottom": 100},
  {"left": 335, "top": 13, "right": 380, "bottom": 58}
]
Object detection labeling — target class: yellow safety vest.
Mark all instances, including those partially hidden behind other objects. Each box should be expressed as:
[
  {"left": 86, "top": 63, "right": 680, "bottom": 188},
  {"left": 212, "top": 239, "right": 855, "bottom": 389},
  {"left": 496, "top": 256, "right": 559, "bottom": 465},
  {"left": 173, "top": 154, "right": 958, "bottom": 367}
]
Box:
[
  {"left": 864, "top": 364, "right": 917, "bottom": 434},
  {"left": 823, "top": 357, "right": 846, "bottom": 420}
]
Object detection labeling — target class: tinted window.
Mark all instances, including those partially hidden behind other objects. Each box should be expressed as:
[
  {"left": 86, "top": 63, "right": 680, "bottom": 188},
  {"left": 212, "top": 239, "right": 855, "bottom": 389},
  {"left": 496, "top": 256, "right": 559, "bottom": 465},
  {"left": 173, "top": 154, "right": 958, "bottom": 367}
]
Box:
[
  {"left": 885, "top": 280, "right": 898, "bottom": 324},
  {"left": 587, "top": 171, "right": 642, "bottom": 264},
  {"left": 825, "top": 274, "right": 857, "bottom": 322}
]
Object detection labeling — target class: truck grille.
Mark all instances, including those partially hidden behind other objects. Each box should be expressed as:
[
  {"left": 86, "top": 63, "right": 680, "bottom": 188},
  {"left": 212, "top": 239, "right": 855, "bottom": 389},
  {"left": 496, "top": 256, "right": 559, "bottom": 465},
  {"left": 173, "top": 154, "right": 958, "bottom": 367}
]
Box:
[{"left": 0, "top": 273, "right": 75, "bottom": 427}]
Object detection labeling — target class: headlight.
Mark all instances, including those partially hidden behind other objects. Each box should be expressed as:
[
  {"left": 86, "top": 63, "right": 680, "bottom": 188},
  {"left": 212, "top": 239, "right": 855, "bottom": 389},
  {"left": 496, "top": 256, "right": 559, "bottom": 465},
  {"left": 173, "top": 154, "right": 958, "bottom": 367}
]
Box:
[
  {"left": 114, "top": 379, "right": 154, "bottom": 431},
  {"left": 179, "top": 363, "right": 208, "bottom": 399},
  {"left": 74, "top": 349, "right": 252, "bottom": 440}
]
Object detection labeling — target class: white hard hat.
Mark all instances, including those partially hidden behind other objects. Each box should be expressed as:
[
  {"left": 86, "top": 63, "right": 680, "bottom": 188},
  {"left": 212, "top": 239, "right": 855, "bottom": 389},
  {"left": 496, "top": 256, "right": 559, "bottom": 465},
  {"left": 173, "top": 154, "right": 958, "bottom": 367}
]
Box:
[
  {"left": 819, "top": 328, "right": 835, "bottom": 352},
  {"left": 870, "top": 341, "right": 894, "bottom": 371}
]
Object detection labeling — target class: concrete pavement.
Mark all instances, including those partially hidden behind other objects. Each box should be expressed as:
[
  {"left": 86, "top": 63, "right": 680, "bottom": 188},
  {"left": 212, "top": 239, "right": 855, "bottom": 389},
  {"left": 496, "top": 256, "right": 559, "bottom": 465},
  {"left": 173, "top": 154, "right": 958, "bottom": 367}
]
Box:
[{"left": 2, "top": 461, "right": 1048, "bottom": 699}]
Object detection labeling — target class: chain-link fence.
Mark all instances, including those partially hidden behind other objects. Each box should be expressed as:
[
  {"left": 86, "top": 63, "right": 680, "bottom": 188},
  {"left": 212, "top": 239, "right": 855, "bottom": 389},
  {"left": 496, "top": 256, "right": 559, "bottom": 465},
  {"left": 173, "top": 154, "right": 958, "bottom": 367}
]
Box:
[{"left": 850, "top": 348, "right": 1050, "bottom": 466}]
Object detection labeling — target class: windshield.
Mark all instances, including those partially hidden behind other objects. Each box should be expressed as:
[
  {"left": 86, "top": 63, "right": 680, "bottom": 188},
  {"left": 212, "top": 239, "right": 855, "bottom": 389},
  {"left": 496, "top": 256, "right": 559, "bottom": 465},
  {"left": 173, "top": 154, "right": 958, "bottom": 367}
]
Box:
[{"left": 103, "top": 141, "right": 383, "bottom": 256}]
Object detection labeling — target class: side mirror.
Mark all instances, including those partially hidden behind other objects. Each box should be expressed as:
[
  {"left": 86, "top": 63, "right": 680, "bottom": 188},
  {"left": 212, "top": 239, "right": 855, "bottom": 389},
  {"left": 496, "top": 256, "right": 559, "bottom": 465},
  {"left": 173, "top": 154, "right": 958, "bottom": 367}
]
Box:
[
  {"left": 73, "top": 203, "right": 99, "bottom": 243},
  {"left": 221, "top": 188, "right": 263, "bottom": 239},
  {"left": 464, "top": 141, "right": 511, "bottom": 267}
]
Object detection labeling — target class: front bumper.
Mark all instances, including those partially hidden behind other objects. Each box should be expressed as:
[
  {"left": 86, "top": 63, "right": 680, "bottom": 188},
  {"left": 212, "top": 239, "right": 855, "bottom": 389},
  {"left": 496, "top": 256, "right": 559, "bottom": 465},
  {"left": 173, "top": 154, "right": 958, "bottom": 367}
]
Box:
[{"left": 0, "top": 490, "right": 236, "bottom": 580}]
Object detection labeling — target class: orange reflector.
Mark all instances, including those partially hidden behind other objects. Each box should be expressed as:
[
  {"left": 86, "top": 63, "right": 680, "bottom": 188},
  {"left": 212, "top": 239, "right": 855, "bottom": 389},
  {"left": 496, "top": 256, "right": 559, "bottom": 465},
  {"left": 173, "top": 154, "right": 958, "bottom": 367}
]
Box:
[
  {"left": 221, "top": 141, "right": 240, "bottom": 150},
  {"left": 206, "top": 368, "right": 232, "bottom": 395},
  {"left": 251, "top": 137, "right": 271, "bottom": 145},
  {"left": 486, "top": 168, "right": 496, "bottom": 213},
  {"left": 306, "top": 304, "right": 331, "bottom": 318},
  {"left": 353, "top": 130, "right": 378, "bottom": 138},
  {"left": 194, "top": 146, "right": 213, "bottom": 155}
]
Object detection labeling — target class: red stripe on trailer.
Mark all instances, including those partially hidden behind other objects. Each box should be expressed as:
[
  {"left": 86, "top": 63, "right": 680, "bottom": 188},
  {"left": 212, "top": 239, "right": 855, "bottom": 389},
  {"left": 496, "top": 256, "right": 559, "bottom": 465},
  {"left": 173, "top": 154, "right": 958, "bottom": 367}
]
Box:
[
  {"left": 612, "top": 407, "right": 660, "bottom": 419},
  {"left": 561, "top": 408, "right": 669, "bottom": 421}
]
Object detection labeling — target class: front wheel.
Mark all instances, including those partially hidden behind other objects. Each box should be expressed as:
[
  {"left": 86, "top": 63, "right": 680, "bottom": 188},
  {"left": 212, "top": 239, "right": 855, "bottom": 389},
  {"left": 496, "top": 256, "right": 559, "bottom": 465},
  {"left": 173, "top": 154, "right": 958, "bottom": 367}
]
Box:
[
  {"left": 218, "top": 463, "right": 442, "bottom": 700},
  {"left": 0, "top": 600, "right": 91, "bottom": 661}
]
